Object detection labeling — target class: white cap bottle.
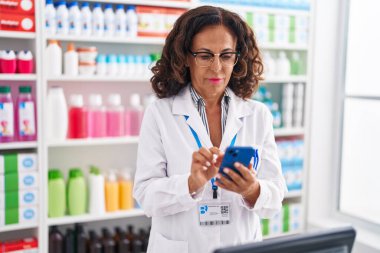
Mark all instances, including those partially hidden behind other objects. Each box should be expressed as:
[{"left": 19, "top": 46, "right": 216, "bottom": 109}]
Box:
[
  {"left": 276, "top": 51, "right": 291, "bottom": 76},
  {"left": 47, "top": 87, "right": 68, "bottom": 140}
]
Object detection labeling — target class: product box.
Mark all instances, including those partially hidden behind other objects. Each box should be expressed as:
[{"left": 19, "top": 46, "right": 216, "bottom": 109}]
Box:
[
  {"left": 2, "top": 171, "right": 39, "bottom": 192},
  {"left": 0, "top": 0, "right": 35, "bottom": 15},
  {"left": 0, "top": 237, "right": 38, "bottom": 253},
  {"left": 0, "top": 189, "right": 39, "bottom": 209},
  {"left": 3, "top": 206, "right": 38, "bottom": 225},
  {"left": 0, "top": 153, "right": 37, "bottom": 174},
  {"left": 0, "top": 13, "right": 35, "bottom": 32},
  {"left": 269, "top": 209, "right": 283, "bottom": 236},
  {"left": 289, "top": 203, "right": 302, "bottom": 232}
]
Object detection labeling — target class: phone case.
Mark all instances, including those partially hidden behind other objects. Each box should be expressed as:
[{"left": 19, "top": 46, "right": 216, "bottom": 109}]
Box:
[{"left": 219, "top": 146, "right": 256, "bottom": 179}]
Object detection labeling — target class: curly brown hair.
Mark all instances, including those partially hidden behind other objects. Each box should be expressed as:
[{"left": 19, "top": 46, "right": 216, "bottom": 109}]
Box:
[{"left": 151, "top": 5, "right": 264, "bottom": 99}]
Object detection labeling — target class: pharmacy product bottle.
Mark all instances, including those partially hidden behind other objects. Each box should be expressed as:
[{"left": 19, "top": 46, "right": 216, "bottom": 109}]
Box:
[
  {"left": 135, "top": 55, "right": 144, "bottom": 76},
  {"left": 67, "top": 168, "right": 87, "bottom": 215},
  {"left": 88, "top": 94, "right": 106, "bottom": 138},
  {"left": 118, "top": 230, "right": 131, "bottom": 253},
  {"left": 125, "top": 93, "right": 143, "bottom": 136},
  {"left": 96, "top": 54, "right": 107, "bottom": 75},
  {"left": 80, "top": 2, "right": 92, "bottom": 36},
  {"left": 105, "top": 170, "right": 119, "bottom": 212},
  {"left": 115, "top": 5, "right": 126, "bottom": 37},
  {"left": 290, "top": 52, "right": 301, "bottom": 75},
  {"left": 48, "top": 169, "right": 66, "bottom": 217},
  {"left": 47, "top": 87, "right": 68, "bottom": 141},
  {"left": 92, "top": 3, "right": 104, "bottom": 36},
  {"left": 16, "top": 86, "right": 36, "bottom": 141},
  {"left": 88, "top": 231, "right": 102, "bottom": 253},
  {"left": 0, "top": 86, "right": 15, "bottom": 143},
  {"left": 68, "top": 94, "right": 88, "bottom": 139},
  {"left": 68, "top": 1, "right": 81, "bottom": 36},
  {"left": 45, "top": 0, "right": 56, "bottom": 35},
  {"left": 106, "top": 94, "right": 125, "bottom": 137},
  {"left": 271, "top": 103, "right": 282, "bottom": 129},
  {"left": 63, "top": 229, "right": 75, "bottom": 253},
  {"left": 263, "top": 52, "right": 276, "bottom": 77},
  {"left": 0, "top": 50, "right": 16, "bottom": 74},
  {"left": 106, "top": 54, "right": 118, "bottom": 76},
  {"left": 282, "top": 83, "right": 294, "bottom": 128},
  {"left": 17, "top": 50, "right": 34, "bottom": 74},
  {"left": 88, "top": 166, "right": 106, "bottom": 214},
  {"left": 117, "top": 54, "right": 126, "bottom": 76},
  {"left": 125, "top": 55, "right": 136, "bottom": 77},
  {"left": 56, "top": 1, "right": 69, "bottom": 35},
  {"left": 142, "top": 55, "right": 152, "bottom": 78},
  {"left": 102, "top": 228, "right": 116, "bottom": 253},
  {"left": 46, "top": 40, "right": 62, "bottom": 76},
  {"left": 64, "top": 43, "right": 79, "bottom": 76},
  {"left": 276, "top": 51, "right": 291, "bottom": 76},
  {"left": 126, "top": 5, "right": 138, "bottom": 37},
  {"left": 119, "top": 171, "right": 133, "bottom": 210},
  {"left": 49, "top": 226, "right": 64, "bottom": 253},
  {"left": 104, "top": 4, "right": 115, "bottom": 37},
  {"left": 75, "top": 224, "right": 87, "bottom": 253}
]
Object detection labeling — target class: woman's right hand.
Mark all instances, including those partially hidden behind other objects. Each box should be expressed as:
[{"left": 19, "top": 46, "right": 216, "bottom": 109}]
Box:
[{"left": 188, "top": 147, "right": 223, "bottom": 194}]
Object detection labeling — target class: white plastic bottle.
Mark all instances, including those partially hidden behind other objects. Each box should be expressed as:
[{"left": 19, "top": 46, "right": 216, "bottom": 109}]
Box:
[
  {"left": 143, "top": 55, "right": 152, "bottom": 78},
  {"left": 92, "top": 3, "right": 104, "bottom": 36},
  {"left": 96, "top": 54, "right": 107, "bottom": 75},
  {"left": 125, "top": 55, "right": 136, "bottom": 77},
  {"left": 55, "top": 1, "right": 69, "bottom": 35},
  {"left": 45, "top": 40, "right": 62, "bottom": 76},
  {"left": 263, "top": 52, "right": 276, "bottom": 77},
  {"left": 68, "top": 1, "right": 81, "bottom": 36},
  {"left": 115, "top": 4, "right": 126, "bottom": 37},
  {"left": 135, "top": 55, "right": 144, "bottom": 76},
  {"left": 276, "top": 51, "right": 291, "bottom": 76},
  {"left": 104, "top": 4, "right": 115, "bottom": 37},
  {"left": 126, "top": 5, "right": 138, "bottom": 38},
  {"left": 45, "top": 0, "right": 56, "bottom": 35},
  {"left": 64, "top": 43, "right": 78, "bottom": 76},
  {"left": 282, "top": 83, "right": 294, "bottom": 128},
  {"left": 107, "top": 54, "right": 118, "bottom": 76},
  {"left": 293, "top": 83, "right": 304, "bottom": 127},
  {"left": 88, "top": 166, "right": 106, "bottom": 215},
  {"left": 47, "top": 87, "right": 68, "bottom": 140},
  {"left": 80, "top": 2, "right": 92, "bottom": 36}
]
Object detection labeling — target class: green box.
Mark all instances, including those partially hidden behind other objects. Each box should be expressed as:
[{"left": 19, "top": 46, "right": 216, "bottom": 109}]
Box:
[
  {"left": 4, "top": 154, "right": 17, "bottom": 174},
  {"left": 5, "top": 191, "right": 19, "bottom": 210},
  {"left": 4, "top": 172, "right": 19, "bottom": 192},
  {"left": 5, "top": 208, "right": 18, "bottom": 225}
]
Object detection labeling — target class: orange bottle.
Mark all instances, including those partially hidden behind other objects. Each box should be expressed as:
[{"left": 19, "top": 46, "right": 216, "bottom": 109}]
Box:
[
  {"left": 119, "top": 172, "right": 134, "bottom": 210},
  {"left": 105, "top": 171, "right": 119, "bottom": 212}
]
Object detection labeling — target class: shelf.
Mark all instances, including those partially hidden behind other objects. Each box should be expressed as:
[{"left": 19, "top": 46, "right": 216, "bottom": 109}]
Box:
[
  {"left": 47, "top": 76, "right": 150, "bottom": 82},
  {"left": 45, "top": 35, "right": 165, "bottom": 45},
  {"left": 47, "top": 209, "right": 146, "bottom": 226},
  {"left": 48, "top": 137, "right": 139, "bottom": 147},
  {"left": 205, "top": 4, "right": 310, "bottom": 16},
  {"left": 83, "top": 0, "right": 192, "bottom": 9},
  {"left": 274, "top": 128, "right": 304, "bottom": 137},
  {"left": 263, "top": 76, "right": 307, "bottom": 83},
  {"left": 285, "top": 190, "right": 302, "bottom": 199},
  {"left": 0, "top": 223, "right": 38, "bottom": 233},
  {"left": 261, "top": 44, "right": 309, "bottom": 51},
  {"left": 0, "top": 31, "right": 36, "bottom": 39},
  {"left": 0, "top": 74, "right": 37, "bottom": 81},
  {"left": 0, "top": 142, "right": 38, "bottom": 150}
]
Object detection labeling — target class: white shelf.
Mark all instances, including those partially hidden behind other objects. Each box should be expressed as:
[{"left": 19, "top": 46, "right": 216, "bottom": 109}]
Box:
[
  {"left": 0, "top": 223, "right": 38, "bottom": 233},
  {"left": 263, "top": 76, "right": 307, "bottom": 83},
  {"left": 0, "top": 31, "right": 36, "bottom": 39},
  {"left": 0, "top": 74, "right": 37, "bottom": 81},
  {"left": 274, "top": 128, "right": 304, "bottom": 137},
  {"left": 48, "top": 137, "right": 139, "bottom": 147},
  {"left": 285, "top": 190, "right": 302, "bottom": 199},
  {"left": 261, "top": 43, "right": 308, "bottom": 51},
  {"left": 45, "top": 35, "right": 165, "bottom": 45},
  {"left": 84, "top": 0, "right": 192, "bottom": 9},
  {"left": 47, "top": 209, "right": 146, "bottom": 226},
  {"left": 47, "top": 76, "right": 150, "bottom": 82},
  {"left": 0, "top": 142, "right": 38, "bottom": 150}
]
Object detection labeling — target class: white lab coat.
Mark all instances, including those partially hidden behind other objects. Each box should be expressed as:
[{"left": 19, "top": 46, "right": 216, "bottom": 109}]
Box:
[{"left": 133, "top": 85, "right": 286, "bottom": 253}]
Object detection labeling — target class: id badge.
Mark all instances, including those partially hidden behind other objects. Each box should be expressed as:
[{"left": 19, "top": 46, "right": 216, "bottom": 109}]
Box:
[{"left": 198, "top": 202, "right": 231, "bottom": 226}]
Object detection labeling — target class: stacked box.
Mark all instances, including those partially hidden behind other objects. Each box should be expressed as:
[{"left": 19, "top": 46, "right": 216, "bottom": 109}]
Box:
[{"left": 0, "top": 0, "right": 35, "bottom": 32}]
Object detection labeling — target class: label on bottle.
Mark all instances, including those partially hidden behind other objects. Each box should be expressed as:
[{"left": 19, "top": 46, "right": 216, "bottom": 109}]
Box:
[
  {"left": 18, "top": 102, "right": 35, "bottom": 136},
  {"left": 0, "top": 102, "right": 14, "bottom": 137}
]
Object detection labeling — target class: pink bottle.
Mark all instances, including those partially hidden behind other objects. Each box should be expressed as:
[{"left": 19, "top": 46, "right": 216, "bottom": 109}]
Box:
[
  {"left": 68, "top": 94, "right": 88, "bottom": 139},
  {"left": 106, "top": 94, "right": 125, "bottom": 137},
  {"left": 88, "top": 94, "right": 107, "bottom": 138},
  {"left": 0, "top": 86, "right": 15, "bottom": 142},
  {"left": 0, "top": 50, "right": 17, "bottom": 74},
  {"left": 17, "top": 50, "right": 34, "bottom": 74},
  {"left": 125, "top": 93, "right": 144, "bottom": 136},
  {"left": 16, "top": 86, "right": 36, "bottom": 141}
]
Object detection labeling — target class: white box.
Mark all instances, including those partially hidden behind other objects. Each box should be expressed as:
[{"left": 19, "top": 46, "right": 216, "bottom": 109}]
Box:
[
  {"left": 18, "top": 153, "right": 38, "bottom": 173},
  {"left": 0, "top": 190, "right": 39, "bottom": 209},
  {"left": 269, "top": 211, "right": 283, "bottom": 236},
  {"left": 0, "top": 209, "right": 3, "bottom": 226},
  {"left": 253, "top": 13, "right": 269, "bottom": 28},
  {"left": 275, "top": 28, "right": 290, "bottom": 44},
  {"left": 19, "top": 171, "right": 39, "bottom": 190},
  {"left": 19, "top": 206, "right": 38, "bottom": 223},
  {"left": 275, "top": 14, "right": 290, "bottom": 29},
  {"left": 0, "top": 155, "right": 4, "bottom": 174}
]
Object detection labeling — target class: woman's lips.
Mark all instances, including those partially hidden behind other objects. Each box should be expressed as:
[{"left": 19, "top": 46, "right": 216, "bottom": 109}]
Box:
[{"left": 208, "top": 78, "right": 223, "bottom": 84}]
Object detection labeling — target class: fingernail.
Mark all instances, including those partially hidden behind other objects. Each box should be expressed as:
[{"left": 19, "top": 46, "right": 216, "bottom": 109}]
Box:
[
  {"left": 234, "top": 162, "right": 240, "bottom": 167},
  {"left": 206, "top": 161, "right": 211, "bottom": 167},
  {"left": 202, "top": 166, "right": 208, "bottom": 171},
  {"left": 216, "top": 174, "right": 221, "bottom": 179},
  {"left": 212, "top": 154, "right": 217, "bottom": 163},
  {"left": 223, "top": 168, "right": 229, "bottom": 173}
]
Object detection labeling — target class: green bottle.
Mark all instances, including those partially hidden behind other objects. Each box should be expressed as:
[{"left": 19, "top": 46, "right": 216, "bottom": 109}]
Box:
[
  {"left": 67, "top": 168, "right": 87, "bottom": 215},
  {"left": 48, "top": 169, "right": 66, "bottom": 217}
]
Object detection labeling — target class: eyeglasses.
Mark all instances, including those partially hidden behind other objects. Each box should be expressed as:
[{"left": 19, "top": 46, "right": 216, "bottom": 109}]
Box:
[{"left": 189, "top": 50, "right": 240, "bottom": 68}]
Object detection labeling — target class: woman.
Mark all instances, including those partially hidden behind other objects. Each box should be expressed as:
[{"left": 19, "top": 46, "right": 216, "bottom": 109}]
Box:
[{"left": 133, "top": 5, "right": 287, "bottom": 253}]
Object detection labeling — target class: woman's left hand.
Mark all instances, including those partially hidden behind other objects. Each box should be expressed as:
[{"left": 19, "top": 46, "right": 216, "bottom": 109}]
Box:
[{"left": 214, "top": 162, "right": 261, "bottom": 207}]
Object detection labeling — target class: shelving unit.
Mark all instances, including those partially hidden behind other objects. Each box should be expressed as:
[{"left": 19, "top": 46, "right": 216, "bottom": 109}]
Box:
[{"left": 0, "top": 0, "right": 313, "bottom": 251}]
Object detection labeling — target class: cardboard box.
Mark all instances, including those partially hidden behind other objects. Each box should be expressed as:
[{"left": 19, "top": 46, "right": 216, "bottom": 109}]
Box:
[
  {"left": 3, "top": 206, "right": 38, "bottom": 225},
  {"left": 0, "top": 189, "right": 39, "bottom": 209},
  {"left": 0, "top": 13, "right": 35, "bottom": 32},
  {"left": 0, "top": 0, "right": 35, "bottom": 15},
  {"left": 3, "top": 171, "right": 38, "bottom": 192}
]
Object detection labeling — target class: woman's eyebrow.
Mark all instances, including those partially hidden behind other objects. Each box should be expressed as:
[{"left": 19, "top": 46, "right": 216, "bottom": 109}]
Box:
[{"left": 194, "top": 48, "right": 235, "bottom": 52}]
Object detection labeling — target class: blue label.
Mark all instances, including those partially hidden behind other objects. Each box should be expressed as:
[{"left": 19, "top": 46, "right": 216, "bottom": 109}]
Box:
[
  {"left": 24, "top": 192, "right": 35, "bottom": 203},
  {"left": 24, "top": 209, "right": 35, "bottom": 220},
  {"left": 23, "top": 158, "right": 34, "bottom": 168},
  {"left": 24, "top": 175, "right": 35, "bottom": 186},
  {"left": 199, "top": 205, "right": 208, "bottom": 215}
]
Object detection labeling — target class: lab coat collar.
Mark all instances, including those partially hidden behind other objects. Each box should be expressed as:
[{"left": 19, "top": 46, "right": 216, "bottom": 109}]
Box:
[{"left": 172, "top": 85, "right": 253, "bottom": 149}]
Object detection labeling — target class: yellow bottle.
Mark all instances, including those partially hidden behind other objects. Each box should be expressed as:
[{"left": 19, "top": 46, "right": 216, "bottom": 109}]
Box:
[
  {"left": 119, "top": 172, "right": 134, "bottom": 210},
  {"left": 105, "top": 171, "right": 119, "bottom": 212}
]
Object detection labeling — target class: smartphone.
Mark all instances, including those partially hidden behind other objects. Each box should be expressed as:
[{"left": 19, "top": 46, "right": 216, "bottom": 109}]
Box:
[{"left": 218, "top": 146, "right": 257, "bottom": 179}]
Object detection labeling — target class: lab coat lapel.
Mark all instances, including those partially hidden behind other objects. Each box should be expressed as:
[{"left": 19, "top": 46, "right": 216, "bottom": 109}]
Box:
[
  {"left": 220, "top": 89, "right": 252, "bottom": 150},
  {"left": 172, "top": 86, "right": 213, "bottom": 148}
]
